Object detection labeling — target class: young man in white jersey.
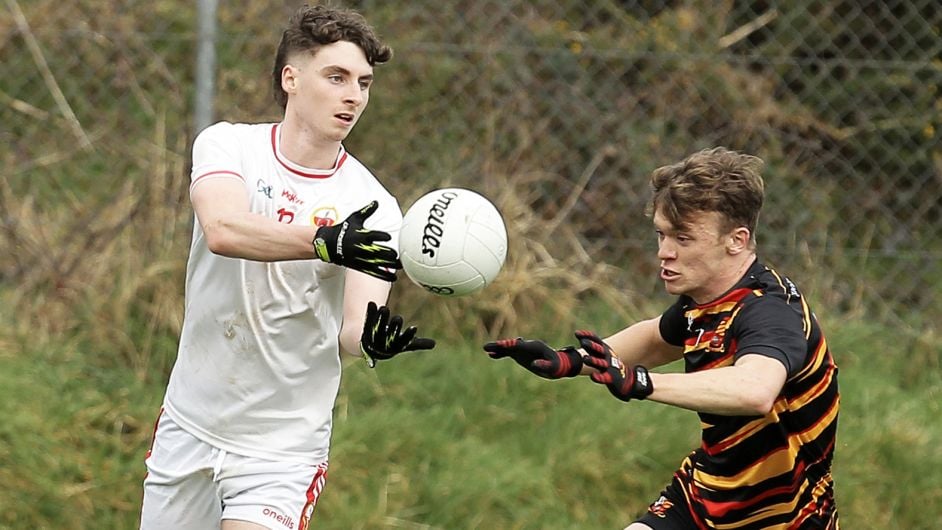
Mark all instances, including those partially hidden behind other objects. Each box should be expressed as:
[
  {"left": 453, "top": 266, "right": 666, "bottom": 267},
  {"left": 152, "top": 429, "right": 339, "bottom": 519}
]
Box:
[{"left": 140, "top": 6, "right": 434, "bottom": 529}]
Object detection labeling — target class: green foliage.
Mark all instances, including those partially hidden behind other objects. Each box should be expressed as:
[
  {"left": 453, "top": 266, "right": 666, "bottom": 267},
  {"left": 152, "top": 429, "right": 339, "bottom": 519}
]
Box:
[
  {"left": 0, "top": 346, "right": 163, "bottom": 528},
  {"left": 2, "top": 2, "right": 940, "bottom": 527},
  {"left": 1, "top": 318, "right": 941, "bottom": 528}
]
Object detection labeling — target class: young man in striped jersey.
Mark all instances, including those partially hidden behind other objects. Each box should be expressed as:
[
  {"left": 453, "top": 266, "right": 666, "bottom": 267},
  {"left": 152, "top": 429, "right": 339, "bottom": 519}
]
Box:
[
  {"left": 486, "top": 147, "right": 840, "bottom": 529},
  {"left": 141, "top": 6, "right": 433, "bottom": 530}
]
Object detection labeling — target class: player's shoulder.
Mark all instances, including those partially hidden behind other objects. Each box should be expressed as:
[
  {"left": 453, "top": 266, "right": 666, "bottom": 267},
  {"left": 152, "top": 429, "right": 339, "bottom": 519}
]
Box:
[
  {"left": 340, "top": 151, "right": 400, "bottom": 203},
  {"left": 749, "top": 263, "right": 804, "bottom": 302},
  {"left": 196, "top": 121, "right": 275, "bottom": 142}
]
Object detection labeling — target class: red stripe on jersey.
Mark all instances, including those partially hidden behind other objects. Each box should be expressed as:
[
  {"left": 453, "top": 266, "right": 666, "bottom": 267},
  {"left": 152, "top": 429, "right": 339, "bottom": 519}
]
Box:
[
  {"left": 700, "top": 476, "right": 804, "bottom": 518},
  {"left": 192, "top": 170, "right": 244, "bottom": 185},
  {"left": 270, "top": 124, "right": 347, "bottom": 178},
  {"left": 707, "top": 287, "right": 755, "bottom": 307}
]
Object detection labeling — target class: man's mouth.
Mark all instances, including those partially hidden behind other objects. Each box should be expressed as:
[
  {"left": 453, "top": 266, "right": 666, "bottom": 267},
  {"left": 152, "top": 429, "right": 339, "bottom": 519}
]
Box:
[
  {"left": 661, "top": 268, "right": 679, "bottom": 280},
  {"left": 335, "top": 112, "right": 354, "bottom": 124}
]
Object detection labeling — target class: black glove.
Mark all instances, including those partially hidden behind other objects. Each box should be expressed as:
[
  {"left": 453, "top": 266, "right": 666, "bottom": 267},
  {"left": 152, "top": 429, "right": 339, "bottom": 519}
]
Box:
[
  {"left": 313, "top": 201, "right": 400, "bottom": 282},
  {"left": 577, "top": 330, "right": 653, "bottom": 402},
  {"left": 483, "top": 338, "right": 583, "bottom": 379},
  {"left": 360, "top": 301, "right": 436, "bottom": 367}
]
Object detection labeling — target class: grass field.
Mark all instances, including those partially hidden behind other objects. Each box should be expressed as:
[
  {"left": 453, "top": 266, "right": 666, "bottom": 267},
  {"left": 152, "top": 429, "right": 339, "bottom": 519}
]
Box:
[{"left": 0, "top": 317, "right": 940, "bottom": 529}]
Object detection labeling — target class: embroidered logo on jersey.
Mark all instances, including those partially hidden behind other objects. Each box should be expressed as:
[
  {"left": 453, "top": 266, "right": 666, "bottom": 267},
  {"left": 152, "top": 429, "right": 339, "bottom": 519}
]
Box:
[
  {"left": 311, "top": 207, "right": 339, "bottom": 228},
  {"left": 708, "top": 316, "right": 731, "bottom": 352},
  {"left": 282, "top": 189, "right": 304, "bottom": 206},
  {"left": 277, "top": 208, "right": 296, "bottom": 224},
  {"left": 785, "top": 277, "right": 801, "bottom": 299},
  {"left": 648, "top": 495, "right": 674, "bottom": 518},
  {"left": 256, "top": 179, "right": 273, "bottom": 198}
]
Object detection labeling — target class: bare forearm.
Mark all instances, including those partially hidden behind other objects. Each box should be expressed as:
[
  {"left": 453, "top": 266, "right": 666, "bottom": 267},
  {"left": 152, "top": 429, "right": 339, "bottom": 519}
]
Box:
[
  {"left": 339, "top": 270, "right": 393, "bottom": 358},
  {"left": 607, "top": 317, "right": 682, "bottom": 368},
  {"left": 648, "top": 359, "right": 784, "bottom": 416},
  {"left": 203, "top": 212, "right": 318, "bottom": 261}
]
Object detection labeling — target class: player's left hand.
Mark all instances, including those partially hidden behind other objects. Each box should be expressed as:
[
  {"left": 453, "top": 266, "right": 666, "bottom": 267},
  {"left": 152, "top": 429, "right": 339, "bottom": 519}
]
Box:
[
  {"left": 483, "top": 338, "right": 583, "bottom": 379},
  {"left": 360, "top": 301, "right": 435, "bottom": 367},
  {"left": 576, "top": 330, "right": 653, "bottom": 402}
]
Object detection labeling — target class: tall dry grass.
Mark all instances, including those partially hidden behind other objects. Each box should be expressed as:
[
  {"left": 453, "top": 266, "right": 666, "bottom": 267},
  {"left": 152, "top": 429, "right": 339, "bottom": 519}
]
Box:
[{"left": 1, "top": 112, "right": 190, "bottom": 379}]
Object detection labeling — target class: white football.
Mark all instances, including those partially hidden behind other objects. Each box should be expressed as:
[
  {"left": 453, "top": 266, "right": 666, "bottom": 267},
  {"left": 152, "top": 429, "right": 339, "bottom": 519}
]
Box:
[{"left": 399, "top": 188, "right": 507, "bottom": 296}]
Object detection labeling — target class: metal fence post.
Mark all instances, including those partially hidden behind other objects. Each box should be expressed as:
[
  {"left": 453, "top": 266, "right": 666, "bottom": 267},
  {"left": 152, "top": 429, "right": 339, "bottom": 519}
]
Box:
[{"left": 194, "top": 0, "right": 219, "bottom": 135}]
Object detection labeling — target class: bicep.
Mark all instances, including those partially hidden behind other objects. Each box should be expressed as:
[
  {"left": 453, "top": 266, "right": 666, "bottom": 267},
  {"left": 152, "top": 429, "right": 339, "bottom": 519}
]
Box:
[
  {"left": 733, "top": 354, "right": 788, "bottom": 399},
  {"left": 190, "top": 176, "right": 250, "bottom": 230}
]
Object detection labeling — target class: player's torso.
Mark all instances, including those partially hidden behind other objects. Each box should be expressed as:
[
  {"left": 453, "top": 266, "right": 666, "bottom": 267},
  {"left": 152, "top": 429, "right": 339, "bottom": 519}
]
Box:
[
  {"left": 670, "top": 264, "right": 839, "bottom": 527},
  {"left": 166, "top": 122, "right": 399, "bottom": 462}
]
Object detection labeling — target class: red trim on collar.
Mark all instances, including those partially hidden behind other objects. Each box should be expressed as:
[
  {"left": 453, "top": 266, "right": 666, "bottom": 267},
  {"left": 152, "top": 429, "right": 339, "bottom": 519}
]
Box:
[{"left": 270, "top": 123, "right": 347, "bottom": 179}]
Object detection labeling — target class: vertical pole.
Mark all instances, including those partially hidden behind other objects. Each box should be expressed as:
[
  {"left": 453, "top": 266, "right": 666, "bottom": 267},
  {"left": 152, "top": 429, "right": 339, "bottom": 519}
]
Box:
[{"left": 193, "top": 0, "right": 218, "bottom": 135}]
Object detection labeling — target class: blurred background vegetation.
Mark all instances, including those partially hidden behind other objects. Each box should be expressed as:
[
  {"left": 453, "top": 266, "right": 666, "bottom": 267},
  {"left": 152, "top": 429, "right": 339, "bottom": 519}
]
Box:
[{"left": 1, "top": 0, "right": 940, "bottom": 528}]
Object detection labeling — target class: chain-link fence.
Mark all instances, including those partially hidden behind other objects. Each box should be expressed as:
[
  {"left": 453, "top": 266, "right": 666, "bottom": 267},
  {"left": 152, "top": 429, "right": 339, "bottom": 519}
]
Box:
[{"left": 3, "top": 1, "right": 940, "bottom": 347}]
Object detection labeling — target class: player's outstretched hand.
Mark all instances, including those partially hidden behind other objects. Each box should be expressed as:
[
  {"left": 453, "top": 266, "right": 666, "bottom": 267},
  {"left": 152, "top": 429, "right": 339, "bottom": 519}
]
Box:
[
  {"left": 313, "top": 201, "right": 401, "bottom": 282},
  {"left": 360, "top": 302, "right": 435, "bottom": 367},
  {"left": 483, "top": 338, "right": 583, "bottom": 379},
  {"left": 576, "top": 330, "right": 653, "bottom": 402}
]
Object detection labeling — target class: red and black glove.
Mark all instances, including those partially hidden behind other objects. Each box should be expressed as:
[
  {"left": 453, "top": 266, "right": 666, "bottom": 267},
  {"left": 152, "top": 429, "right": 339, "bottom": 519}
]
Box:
[
  {"left": 360, "top": 302, "right": 435, "bottom": 368},
  {"left": 577, "top": 330, "right": 653, "bottom": 402},
  {"left": 483, "top": 338, "right": 583, "bottom": 379},
  {"left": 313, "top": 201, "right": 401, "bottom": 282}
]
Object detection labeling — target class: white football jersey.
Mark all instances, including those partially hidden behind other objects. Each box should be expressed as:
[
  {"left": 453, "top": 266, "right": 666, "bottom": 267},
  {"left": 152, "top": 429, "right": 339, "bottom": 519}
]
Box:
[{"left": 163, "top": 121, "right": 401, "bottom": 464}]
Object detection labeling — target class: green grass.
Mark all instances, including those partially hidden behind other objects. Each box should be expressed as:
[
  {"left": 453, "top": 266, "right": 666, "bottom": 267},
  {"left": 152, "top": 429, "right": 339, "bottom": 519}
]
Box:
[{"left": 0, "top": 319, "right": 940, "bottom": 529}]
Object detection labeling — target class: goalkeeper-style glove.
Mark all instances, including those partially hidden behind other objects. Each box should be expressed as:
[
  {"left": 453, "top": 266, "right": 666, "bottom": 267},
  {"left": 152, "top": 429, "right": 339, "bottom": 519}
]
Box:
[
  {"left": 360, "top": 302, "right": 436, "bottom": 368},
  {"left": 313, "top": 201, "right": 400, "bottom": 282},
  {"left": 483, "top": 338, "right": 583, "bottom": 379},
  {"left": 576, "top": 329, "right": 653, "bottom": 402}
]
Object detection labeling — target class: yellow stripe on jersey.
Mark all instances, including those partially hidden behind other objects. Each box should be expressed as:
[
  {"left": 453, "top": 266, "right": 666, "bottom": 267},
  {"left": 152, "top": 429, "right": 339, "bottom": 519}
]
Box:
[
  {"left": 685, "top": 301, "right": 740, "bottom": 319},
  {"left": 791, "top": 337, "right": 829, "bottom": 383},
  {"left": 694, "top": 399, "right": 839, "bottom": 490}
]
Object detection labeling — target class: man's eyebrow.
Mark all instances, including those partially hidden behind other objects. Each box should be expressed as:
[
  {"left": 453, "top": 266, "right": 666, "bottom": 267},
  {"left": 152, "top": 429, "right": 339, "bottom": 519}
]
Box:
[{"left": 322, "top": 65, "right": 373, "bottom": 80}]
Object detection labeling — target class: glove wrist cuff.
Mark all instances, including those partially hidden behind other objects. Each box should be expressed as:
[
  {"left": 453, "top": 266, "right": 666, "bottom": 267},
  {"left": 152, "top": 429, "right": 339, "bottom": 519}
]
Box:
[
  {"left": 633, "top": 366, "right": 653, "bottom": 399},
  {"left": 559, "top": 346, "right": 584, "bottom": 378},
  {"left": 313, "top": 235, "right": 330, "bottom": 262},
  {"left": 359, "top": 341, "right": 377, "bottom": 369}
]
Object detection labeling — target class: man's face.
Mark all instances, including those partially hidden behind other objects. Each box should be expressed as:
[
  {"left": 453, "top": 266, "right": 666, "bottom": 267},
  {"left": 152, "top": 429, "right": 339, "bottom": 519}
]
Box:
[
  {"left": 654, "top": 208, "right": 740, "bottom": 304},
  {"left": 282, "top": 41, "right": 373, "bottom": 143}
]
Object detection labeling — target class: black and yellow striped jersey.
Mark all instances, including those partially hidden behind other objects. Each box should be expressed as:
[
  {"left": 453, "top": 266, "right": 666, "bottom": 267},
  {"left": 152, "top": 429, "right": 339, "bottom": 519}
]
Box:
[{"left": 658, "top": 259, "right": 840, "bottom": 529}]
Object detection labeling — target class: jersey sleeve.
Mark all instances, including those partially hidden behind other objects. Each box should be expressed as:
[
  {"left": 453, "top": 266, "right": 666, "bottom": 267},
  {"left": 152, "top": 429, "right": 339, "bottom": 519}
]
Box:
[
  {"left": 731, "top": 296, "right": 808, "bottom": 377},
  {"left": 190, "top": 121, "right": 246, "bottom": 191},
  {"left": 658, "top": 298, "right": 689, "bottom": 347}
]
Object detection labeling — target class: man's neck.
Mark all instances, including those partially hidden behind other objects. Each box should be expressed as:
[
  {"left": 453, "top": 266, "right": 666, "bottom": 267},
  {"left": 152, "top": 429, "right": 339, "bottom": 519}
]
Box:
[
  {"left": 278, "top": 119, "right": 342, "bottom": 170},
  {"left": 694, "top": 253, "right": 757, "bottom": 305}
]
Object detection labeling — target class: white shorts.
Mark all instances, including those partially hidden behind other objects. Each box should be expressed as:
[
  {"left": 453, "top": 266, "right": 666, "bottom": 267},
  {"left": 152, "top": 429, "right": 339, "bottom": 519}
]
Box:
[{"left": 140, "top": 410, "right": 329, "bottom": 530}]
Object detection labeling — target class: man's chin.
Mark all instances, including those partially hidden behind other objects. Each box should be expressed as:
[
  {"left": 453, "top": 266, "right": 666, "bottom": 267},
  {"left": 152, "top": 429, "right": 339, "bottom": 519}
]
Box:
[{"left": 663, "top": 282, "right": 685, "bottom": 296}]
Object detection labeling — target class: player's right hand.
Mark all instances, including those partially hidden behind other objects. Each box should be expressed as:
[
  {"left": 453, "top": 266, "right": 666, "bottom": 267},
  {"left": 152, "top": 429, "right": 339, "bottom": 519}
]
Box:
[
  {"left": 577, "top": 329, "right": 653, "bottom": 401},
  {"left": 483, "top": 338, "right": 583, "bottom": 379},
  {"left": 313, "top": 201, "right": 400, "bottom": 282}
]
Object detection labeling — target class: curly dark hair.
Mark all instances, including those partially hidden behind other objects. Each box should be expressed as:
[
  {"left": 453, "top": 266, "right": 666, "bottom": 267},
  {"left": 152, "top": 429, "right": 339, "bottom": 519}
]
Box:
[{"left": 271, "top": 4, "right": 393, "bottom": 110}]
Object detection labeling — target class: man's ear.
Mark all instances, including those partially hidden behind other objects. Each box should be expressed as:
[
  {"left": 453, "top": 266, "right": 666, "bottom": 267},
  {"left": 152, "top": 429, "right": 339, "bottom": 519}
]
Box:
[
  {"left": 281, "top": 64, "right": 299, "bottom": 94},
  {"left": 727, "top": 227, "right": 751, "bottom": 255}
]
